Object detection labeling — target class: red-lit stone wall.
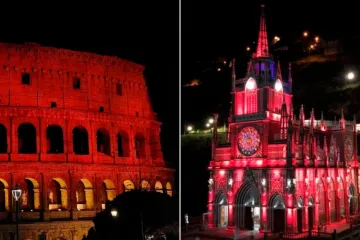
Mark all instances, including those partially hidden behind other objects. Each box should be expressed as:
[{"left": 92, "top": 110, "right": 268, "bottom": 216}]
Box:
[{"left": 0, "top": 43, "right": 174, "bottom": 237}]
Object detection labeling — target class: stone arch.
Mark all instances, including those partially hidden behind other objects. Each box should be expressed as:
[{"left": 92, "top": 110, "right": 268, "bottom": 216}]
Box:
[
  {"left": 214, "top": 191, "right": 228, "bottom": 228},
  {"left": 166, "top": 182, "right": 172, "bottom": 197},
  {"left": 316, "top": 178, "right": 326, "bottom": 224},
  {"left": 76, "top": 179, "right": 94, "bottom": 210},
  {"left": 297, "top": 197, "right": 304, "bottom": 233},
  {"left": 20, "top": 178, "right": 40, "bottom": 211},
  {"left": 117, "top": 131, "right": 130, "bottom": 157},
  {"left": 155, "top": 181, "right": 163, "bottom": 193},
  {"left": 96, "top": 128, "right": 111, "bottom": 156},
  {"left": 101, "top": 179, "right": 116, "bottom": 209},
  {"left": 134, "top": 132, "right": 146, "bottom": 159},
  {"left": 308, "top": 195, "right": 315, "bottom": 230},
  {"left": 141, "top": 180, "right": 150, "bottom": 191},
  {"left": 18, "top": 123, "right": 37, "bottom": 154},
  {"left": 337, "top": 177, "right": 345, "bottom": 219},
  {"left": 0, "top": 178, "right": 9, "bottom": 211},
  {"left": 268, "top": 192, "right": 286, "bottom": 233},
  {"left": 49, "top": 178, "right": 68, "bottom": 210},
  {"left": 348, "top": 183, "right": 356, "bottom": 216},
  {"left": 46, "top": 124, "right": 64, "bottom": 153},
  {"left": 327, "top": 178, "right": 336, "bottom": 222},
  {"left": 235, "top": 181, "right": 260, "bottom": 230},
  {"left": 72, "top": 126, "right": 89, "bottom": 155},
  {"left": 0, "top": 123, "right": 7, "bottom": 153},
  {"left": 124, "top": 180, "right": 135, "bottom": 192}
]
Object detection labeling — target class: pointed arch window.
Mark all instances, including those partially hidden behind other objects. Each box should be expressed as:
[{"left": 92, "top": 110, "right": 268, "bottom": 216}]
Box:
[{"left": 244, "top": 78, "right": 258, "bottom": 114}]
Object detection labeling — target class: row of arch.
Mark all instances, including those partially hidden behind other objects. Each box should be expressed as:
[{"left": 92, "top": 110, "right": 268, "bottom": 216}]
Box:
[
  {"left": 214, "top": 179, "right": 357, "bottom": 233},
  {"left": 0, "top": 122, "right": 153, "bottom": 159},
  {"left": 0, "top": 178, "right": 172, "bottom": 212}
]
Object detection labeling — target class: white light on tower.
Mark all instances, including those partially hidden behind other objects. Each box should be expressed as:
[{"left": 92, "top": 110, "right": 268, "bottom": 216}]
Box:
[{"left": 347, "top": 72, "right": 355, "bottom": 80}]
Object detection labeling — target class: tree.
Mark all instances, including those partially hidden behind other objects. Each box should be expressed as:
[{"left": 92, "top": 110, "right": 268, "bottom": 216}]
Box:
[{"left": 85, "top": 190, "right": 178, "bottom": 240}]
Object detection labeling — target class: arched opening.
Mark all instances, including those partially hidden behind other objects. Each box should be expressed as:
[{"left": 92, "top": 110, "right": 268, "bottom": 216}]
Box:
[
  {"left": 18, "top": 123, "right": 37, "bottom": 154},
  {"left": 0, "top": 124, "right": 7, "bottom": 153},
  {"left": 96, "top": 128, "right": 111, "bottom": 156},
  {"left": 155, "top": 181, "right": 163, "bottom": 193},
  {"left": 235, "top": 181, "right": 260, "bottom": 230},
  {"left": 117, "top": 132, "right": 130, "bottom": 157},
  {"left": 308, "top": 196, "right": 315, "bottom": 230},
  {"left": 337, "top": 178, "right": 345, "bottom": 219},
  {"left": 46, "top": 125, "right": 64, "bottom": 153},
  {"left": 101, "top": 179, "right": 116, "bottom": 210},
  {"left": 76, "top": 179, "right": 94, "bottom": 210},
  {"left": 244, "top": 77, "right": 258, "bottom": 114},
  {"left": 297, "top": 197, "right": 304, "bottom": 233},
  {"left": 269, "top": 193, "right": 286, "bottom": 233},
  {"left": 123, "top": 180, "right": 135, "bottom": 192},
  {"left": 20, "top": 178, "right": 40, "bottom": 211},
  {"left": 166, "top": 182, "right": 172, "bottom": 197},
  {"left": 149, "top": 133, "right": 158, "bottom": 160},
  {"left": 49, "top": 178, "right": 67, "bottom": 210},
  {"left": 141, "top": 180, "right": 150, "bottom": 191},
  {"left": 135, "top": 133, "right": 146, "bottom": 159},
  {"left": 328, "top": 178, "right": 336, "bottom": 222},
  {"left": 349, "top": 183, "right": 356, "bottom": 216},
  {"left": 316, "top": 178, "right": 326, "bottom": 224},
  {"left": 72, "top": 126, "right": 89, "bottom": 155},
  {"left": 0, "top": 179, "right": 9, "bottom": 212},
  {"left": 215, "top": 192, "right": 228, "bottom": 228}
]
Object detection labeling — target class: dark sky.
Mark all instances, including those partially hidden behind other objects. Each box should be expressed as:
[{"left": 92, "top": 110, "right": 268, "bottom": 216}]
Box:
[{"left": 0, "top": 2, "right": 179, "bottom": 169}]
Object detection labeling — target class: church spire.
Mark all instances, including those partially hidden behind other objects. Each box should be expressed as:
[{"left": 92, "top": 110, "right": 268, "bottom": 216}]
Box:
[
  {"left": 280, "top": 95, "right": 288, "bottom": 140},
  {"left": 276, "top": 61, "right": 282, "bottom": 80},
  {"left": 255, "top": 4, "right": 269, "bottom": 58}
]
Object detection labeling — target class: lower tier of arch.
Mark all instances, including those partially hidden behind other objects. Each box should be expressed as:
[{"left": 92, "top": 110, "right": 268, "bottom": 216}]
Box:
[{"left": 0, "top": 220, "right": 93, "bottom": 240}]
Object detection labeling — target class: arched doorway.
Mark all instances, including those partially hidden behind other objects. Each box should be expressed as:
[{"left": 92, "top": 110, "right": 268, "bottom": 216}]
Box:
[
  {"left": 18, "top": 123, "right": 37, "bottom": 153},
  {"left": 297, "top": 197, "right": 304, "bottom": 233},
  {"left": 117, "top": 132, "right": 130, "bottom": 157},
  {"left": 338, "top": 178, "right": 345, "bottom": 219},
  {"left": 76, "top": 179, "right": 94, "bottom": 210},
  {"left": 328, "top": 178, "right": 336, "bottom": 222},
  {"left": 349, "top": 183, "right": 355, "bottom": 216},
  {"left": 46, "top": 125, "right": 64, "bottom": 153},
  {"left": 0, "top": 179, "right": 9, "bottom": 212},
  {"left": 101, "top": 179, "right": 116, "bottom": 209},
  {"left": 269, "top": 193, "right": 286, "bottom": 233},
  {"left": 215, "top": 192, "right": 228, "bottom": 228},
  {"left": 49, "top": 178, "right": 68, "bottom": 210},
  {"left": 308, "top": 196, "right": 314, "bottom": 230},
  {"left": 134, "top": 133, "right": 146, "bottom": 159},
  {"left": 155, "top": 181, "right": 163, "bottom": 193},
  {"left": 123, "top": 180, "right": 135, "bottom": 192},
  {"left": 96, "top": 128, "right": 111, "bottom": 156},
  {"left": 235, "top": 181, "right": 260, "bottom": 230},
  {"left": 141, "top": 180, "right": 150, "bottom": 191},
  {"left": 166, "top": 182, "right": 172, "bottom": 196},
  {"left": 72, "top": 126, "right": 89, "bottom": 155},
  {"left": 316, "top": 178, "right": 326, "bottom": 224}
]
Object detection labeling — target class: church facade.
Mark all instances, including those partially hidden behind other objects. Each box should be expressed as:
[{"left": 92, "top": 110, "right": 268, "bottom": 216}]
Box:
[{"left": 207, "top": 5, "right": 359, "bottom": 233}]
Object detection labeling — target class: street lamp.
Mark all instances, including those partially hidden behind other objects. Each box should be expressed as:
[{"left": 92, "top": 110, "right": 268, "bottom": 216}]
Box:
[
  {"left": 346, "top": 72, "right": 355, "bottom": 80},
  {"left": 208, "top": 118, "right": 214, "bottom": 124},
  {"left": 110, "top": 208, "right": 118, "bottom": 217},
  {"left": 187, "top": 126, "right": 193, "bottom": 132},
  {"left": 12, "top": 184, "right": 22, "bottom": 240}
]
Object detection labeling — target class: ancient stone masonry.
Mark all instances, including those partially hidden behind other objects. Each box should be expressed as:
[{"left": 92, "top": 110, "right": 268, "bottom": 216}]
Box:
[{"left": 0, "top": 42, "right": 174, "bottom": 240}]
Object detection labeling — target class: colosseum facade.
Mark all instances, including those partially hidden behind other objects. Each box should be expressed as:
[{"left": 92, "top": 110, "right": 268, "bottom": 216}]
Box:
[{"left": 0, "top": 42, "right": 175, "bottom": 240}]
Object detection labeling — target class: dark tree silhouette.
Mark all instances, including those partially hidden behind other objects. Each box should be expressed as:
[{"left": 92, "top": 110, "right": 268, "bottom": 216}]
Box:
[{"left": 85, "top": 190, "right": 178, "bottom": 240}]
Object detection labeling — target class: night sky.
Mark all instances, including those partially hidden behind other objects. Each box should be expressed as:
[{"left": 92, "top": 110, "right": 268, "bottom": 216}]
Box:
[
  {"left": 0, "top": 2, "right": 179, "bottom": 176},
  {"left": 182, "top": 1, "right": 360, "bottom": 217}
]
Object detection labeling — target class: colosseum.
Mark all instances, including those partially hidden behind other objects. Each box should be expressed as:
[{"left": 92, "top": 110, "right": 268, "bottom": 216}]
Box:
[{"left": 0, "top": 42, "right": 175, "bottom": 240}]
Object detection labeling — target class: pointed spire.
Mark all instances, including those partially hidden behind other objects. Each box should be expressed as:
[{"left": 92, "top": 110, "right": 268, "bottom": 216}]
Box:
[
  {"left": 246, "top": 60, "right": 254, "bottom": 76},
  {"left": 310, "top": 108, "right": 315, "bottom": 134},
  {"left": 340, "top": 109, "right": 345, "bottom": 130},
  {"left": 255, "top": 5, "right": 269, "bottom": 58},
  {"left": 288, "top": 63, "right": 292, "bottom": 93},
  {"left": 299, "top": 104, "right": 305, "bottom": 126},
  {"left": 276, "top": 61, "right": 282, "bottom": 80},
  {"left": 232, "top": 58, "right": 236, "bottom": 93},
  {"left": 320, "top": 111, "right": 326, "bottom": 131}
]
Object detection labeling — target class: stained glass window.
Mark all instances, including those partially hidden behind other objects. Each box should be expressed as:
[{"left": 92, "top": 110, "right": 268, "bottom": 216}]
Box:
[{"left": 237, "top": 126, "right": 261, "bottom": 156}]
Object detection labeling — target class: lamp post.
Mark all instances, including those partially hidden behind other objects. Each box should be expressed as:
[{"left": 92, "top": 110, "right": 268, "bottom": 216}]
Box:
[{"left": 12, "top": 184, "right": 22, "bottom": 240}]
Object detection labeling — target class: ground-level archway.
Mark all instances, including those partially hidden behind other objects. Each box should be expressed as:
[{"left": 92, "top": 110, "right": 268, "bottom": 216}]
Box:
[
  {"left": 308, "top": 196, "right": 315, "bottom": 230},
  {"left": 316, "top": 178, "right": 326, "bottom": 224},
  {"left": 215, "top": 191, "right": 228, "bottom": 228},
  {"left": 297, "top": 197, "right": 304, "bottom": 233},
  {"left": 235, "top": 181, "right": 260, "bottom": 230},
  {"left": 268, "top": 193, "right": 286, "bottom": 233},
  {"left": 349, "top": 183, "right": 356, "bottom": 216},
  {"left": 328, "top": 178, "right": 336, "bottom": 222}
]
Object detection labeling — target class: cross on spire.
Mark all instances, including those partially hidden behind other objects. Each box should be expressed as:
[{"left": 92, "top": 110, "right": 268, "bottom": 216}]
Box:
[{"left": 255, "top": 4, "right": 269, "bottom": 58}]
